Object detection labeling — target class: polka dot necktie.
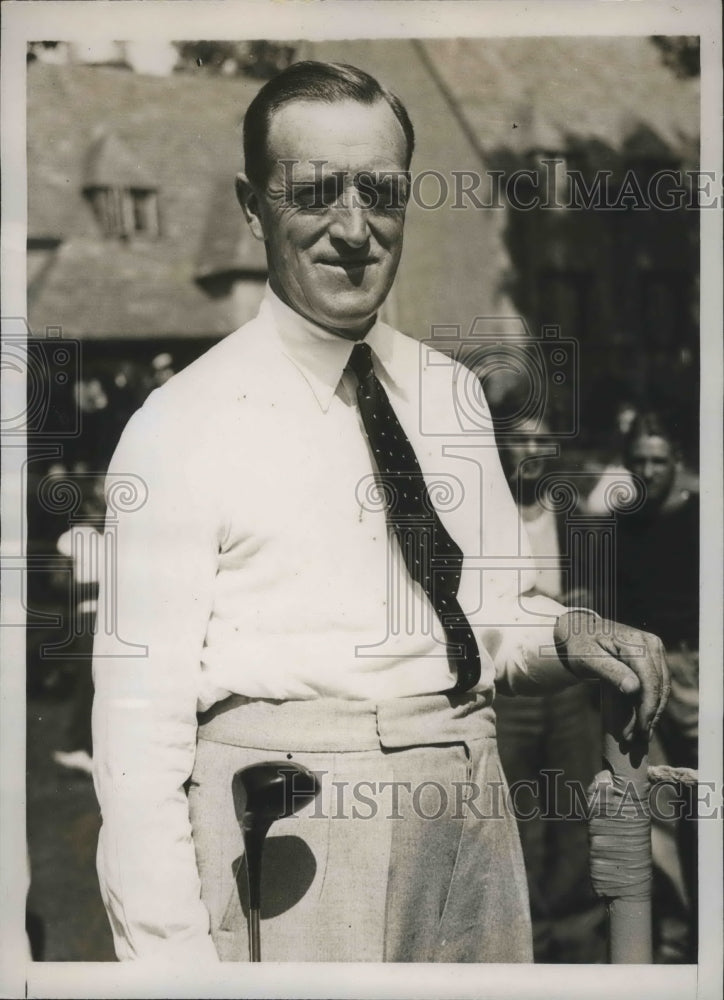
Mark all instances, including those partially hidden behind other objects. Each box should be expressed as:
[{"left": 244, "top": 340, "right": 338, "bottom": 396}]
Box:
[{"left": 347, "top": 341, "right": 481, "bottom": 692}]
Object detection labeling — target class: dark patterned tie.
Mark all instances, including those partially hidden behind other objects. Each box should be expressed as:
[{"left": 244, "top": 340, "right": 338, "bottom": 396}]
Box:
[{"left": 347, "top": 341, "right": 481, "bottom": 692}]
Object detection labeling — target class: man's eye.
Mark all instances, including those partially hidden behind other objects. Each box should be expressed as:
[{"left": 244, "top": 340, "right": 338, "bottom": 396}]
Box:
[
  {"left": 355, "top": 175, "right": 409, "bottom": 212},
  {"left": 290, "top": 187, "right": 325, "bottom": 210},
  {"left": 291, "top": 180, "right": 343, "bottom": 210}
]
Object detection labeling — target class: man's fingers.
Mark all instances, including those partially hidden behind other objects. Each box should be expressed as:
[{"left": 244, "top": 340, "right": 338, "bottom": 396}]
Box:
[
  {"left": 583, "top": 630, "right": 643, "bottom": 693},
  {"left": 554, "top": 613, "right": 671, "bottom": 741},
  {"left": 586, "top": 638, "right": 641, "bottom": 741},
  {"left": 644, "top": 637, "right": 671, "bottom": 736},
  {"left": 606, "top": 626, "right": 669, "bottom": 735}
]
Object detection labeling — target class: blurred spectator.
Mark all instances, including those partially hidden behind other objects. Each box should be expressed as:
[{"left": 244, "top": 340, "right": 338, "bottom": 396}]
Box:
[
  {"left": 584, "top": 399, "right": 637, "bottom": 514},
  {"left": 68, "top": 371, "right": 113, "bottom": 471},
  {"left": 616, "top": 412, "right": 699, "bottom": 650},
  {"left": 492, "top": 400, "right": 605, "bottom": 964},
  {"left": 28, "top": 460, "right": 71, "bottom": 553},
  {"left": 51, "top": 472, "right": 106, "bottom": 776},
  {"left": 107, "top": 360, "right": 148, "bottom": 441},
  {"left": 26, "top": 460, "right": 73, "bottom": 698},
  {"left": 585, "top": 400, "right": 698, "bottom": 515},
  {"left": 29, "top": 357, "right": 148, "bottom": 697},
  {"left": 150, "top": 351, "right": 175, "bottom": 388},
  {"left": 74, "top": 375, "right": 108, "bottom": 414},
  {"left": 612, "top": 411, "right": 699, "bottom": 962}
]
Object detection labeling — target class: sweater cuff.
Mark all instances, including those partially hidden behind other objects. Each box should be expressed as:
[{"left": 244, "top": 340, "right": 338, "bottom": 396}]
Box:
[{"left": 121, "top": 933, "right": 220, "bottom": 964}]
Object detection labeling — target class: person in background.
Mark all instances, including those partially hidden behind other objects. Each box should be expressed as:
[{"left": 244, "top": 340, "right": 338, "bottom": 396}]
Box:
[
  {"left": 108, "top": 360, "right": 149, "bottom": 444},
  {"left": 492, "top": 397, "right": 606, "bottom": 963},
  {"left": 616, "top": 412, "right": 699, "bottom": 653},
  {"left": 52, "top": 472, "right": 106, "bottom": 775},
  {"left": 584, "top": 399, "right": 698, "bottom": 516},
  {"left": 70, "top": 372, "right": 112, "bottom": 472},
  {"left": 583, "top": 398, "right": 637, "bottom": 515},
  {"left": 150, "top": 352, "right": 176, "bottom": 388},
  {"left": 613, "top": 411, "right": 699, "bottom": 962}
]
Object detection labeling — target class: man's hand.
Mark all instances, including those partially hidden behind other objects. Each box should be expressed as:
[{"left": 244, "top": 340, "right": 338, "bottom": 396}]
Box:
[{"left": 554, "top": 610, "right": 670, "bottom": 741}]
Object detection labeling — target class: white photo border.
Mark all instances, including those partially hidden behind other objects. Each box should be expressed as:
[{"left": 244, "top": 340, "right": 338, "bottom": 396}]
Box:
[{"left": 2, "top": 2, "right": 721, "bottom": 998}]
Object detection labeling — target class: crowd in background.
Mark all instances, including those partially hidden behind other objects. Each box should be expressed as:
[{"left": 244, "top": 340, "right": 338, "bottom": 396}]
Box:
[
  {"left": 27, "top": 351, "right": 176, "bottom": 701},
  {"left": 489, "top": 394, "right": 699, "bottom": 964}
]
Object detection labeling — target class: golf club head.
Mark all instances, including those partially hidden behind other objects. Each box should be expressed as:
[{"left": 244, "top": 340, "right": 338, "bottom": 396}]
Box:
[{"left": 232, "top": 760, "right": 320, "bottom": 833}]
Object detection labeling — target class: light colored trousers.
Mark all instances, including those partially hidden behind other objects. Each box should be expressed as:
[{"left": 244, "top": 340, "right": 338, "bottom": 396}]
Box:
[{"left": 188, "top": 693, "right": 533, "bottom": 963}]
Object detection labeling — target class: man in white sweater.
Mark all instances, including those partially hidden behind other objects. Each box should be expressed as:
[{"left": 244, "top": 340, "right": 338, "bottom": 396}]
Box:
[{"left": 92, "top": 60, "right": 669, "bottom": 963}]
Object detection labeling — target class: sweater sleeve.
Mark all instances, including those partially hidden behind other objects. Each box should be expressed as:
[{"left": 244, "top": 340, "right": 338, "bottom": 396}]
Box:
[
  {"left": 92, "top": 400, "right": 222, "bottom": 962},
  {"left": 455, "top": 388, "right": 576, "bottom": 696}
]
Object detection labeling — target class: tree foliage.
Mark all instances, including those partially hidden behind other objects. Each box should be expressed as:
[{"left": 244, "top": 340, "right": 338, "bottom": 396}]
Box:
[
  {"left": 27, "top": 41, "right": 61, "bottom": 63},
  {"left": 174, "top": 41, "right": 296, "bottom": 79},
  {"left": 651, "top": 36, "right": 700, "bottom": 79}
]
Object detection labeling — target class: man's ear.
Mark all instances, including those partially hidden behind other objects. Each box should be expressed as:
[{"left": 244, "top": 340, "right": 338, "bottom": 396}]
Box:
[{"left": 235, "top": 173, "right": 265, "bottom": 241}]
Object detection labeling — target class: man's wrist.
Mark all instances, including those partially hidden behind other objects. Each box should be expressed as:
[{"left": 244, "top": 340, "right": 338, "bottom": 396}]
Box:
[
  {"left": 561, "top": 606, "right": 602, "bottom": 622},
  {"left": 556, "top": 607, "right": 602, "bottom": 638},
  {"left": 553, "top": 608, "right": 603, "bottom": 673}
]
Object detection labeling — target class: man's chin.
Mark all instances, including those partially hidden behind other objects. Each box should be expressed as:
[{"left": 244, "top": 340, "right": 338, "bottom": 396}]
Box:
[
  {"left": 321, "top": 315, "right": 377, "bottom": 339},
  {"left": 311, "top": 298, "right": 386, "bottom": 338}
]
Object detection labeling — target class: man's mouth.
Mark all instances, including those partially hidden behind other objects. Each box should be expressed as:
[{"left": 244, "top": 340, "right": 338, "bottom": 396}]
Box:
[{"left": 318, "top": 258, "right": 377, "bottom": 269}]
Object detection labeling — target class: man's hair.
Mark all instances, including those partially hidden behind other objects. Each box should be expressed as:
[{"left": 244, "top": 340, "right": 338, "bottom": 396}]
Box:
[
  {"left": 488, "top": 383, "right": 557, "bottom": 439},
  {"left": 623, "top": 411, "right": 678, "bottom": 458},
  {"left": 242, "top": 60, "right": 416, "bottom": 190}
]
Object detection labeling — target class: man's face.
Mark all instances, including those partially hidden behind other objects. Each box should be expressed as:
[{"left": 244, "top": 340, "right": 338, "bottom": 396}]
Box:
[
  {"left": 501, "top": 420, "right": 551, "bottom": 480},
  {"left": 625, "top": 434, "right": 677, "bottom": 509},
  {"left": 500, "top": 418, "right": 552, "bottom": 504},
  {"left": 242, "top": 99, "right": 409, "bottom": 338}
]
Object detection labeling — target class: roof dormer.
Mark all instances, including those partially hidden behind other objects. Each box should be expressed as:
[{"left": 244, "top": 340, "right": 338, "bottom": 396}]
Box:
[{"left": 82, "top": 131, "right": 160, "bottom": 238}]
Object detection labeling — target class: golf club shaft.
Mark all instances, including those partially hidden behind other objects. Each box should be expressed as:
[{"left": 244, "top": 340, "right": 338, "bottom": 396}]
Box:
[
  {"left": 243, "top": 827, "right": 266, "bottom": 961},
  {"left": 248, "top": 907, "right": 261, "bottom": 962}
]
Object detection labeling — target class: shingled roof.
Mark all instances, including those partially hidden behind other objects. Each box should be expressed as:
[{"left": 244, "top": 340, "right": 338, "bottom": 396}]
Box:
[
  {"left": 82, "top": 130, "right": 156, "bottom": 191},
  {"left": 414, "top": 37, "right": 699, "bottom": 160},
  {"left": 194, "top": 176, "right": 267, "bottom": 290}
]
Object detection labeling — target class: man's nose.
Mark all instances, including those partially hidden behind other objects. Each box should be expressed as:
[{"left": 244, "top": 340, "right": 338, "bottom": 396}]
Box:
[{"left": 328, "top": 193, "right": 370, "bottom": 248}]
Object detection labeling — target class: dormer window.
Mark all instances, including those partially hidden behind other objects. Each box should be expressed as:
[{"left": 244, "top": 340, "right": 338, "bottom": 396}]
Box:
[
  {"left": 82, "top": 131, "right": 160, "bottom": 239},
  {"left": 86, "top": 185, "right": 160, "bottom": 238}
]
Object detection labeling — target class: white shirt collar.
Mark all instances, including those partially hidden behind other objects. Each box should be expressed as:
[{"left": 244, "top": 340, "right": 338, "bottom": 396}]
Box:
[{"left": 260, "top": 284, "right": 395, "bottom": 413}]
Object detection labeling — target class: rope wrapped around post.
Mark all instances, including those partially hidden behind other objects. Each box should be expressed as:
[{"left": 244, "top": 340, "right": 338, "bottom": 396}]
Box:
[{"left": 588, "top": 685, "right": 653, "bottom": 963}]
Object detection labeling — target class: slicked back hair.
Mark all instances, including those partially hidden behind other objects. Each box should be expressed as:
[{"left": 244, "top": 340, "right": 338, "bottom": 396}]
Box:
[{"left": 242, "top": 60, "right": 415, "bottom": 190}]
